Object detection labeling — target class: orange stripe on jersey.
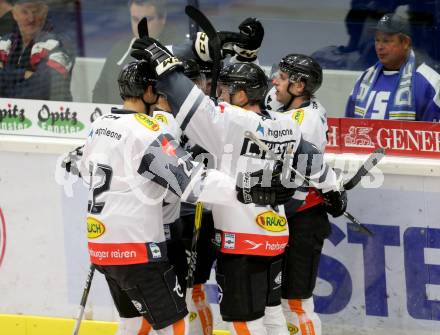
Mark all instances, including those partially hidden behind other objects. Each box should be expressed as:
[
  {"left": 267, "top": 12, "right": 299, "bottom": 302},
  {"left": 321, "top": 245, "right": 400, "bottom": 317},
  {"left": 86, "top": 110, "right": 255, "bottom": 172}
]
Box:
[
  {"left": 288, "top": 299, "right": 316, "bottom": 335},
  {"left": 138, "top": 318, "right": 152, "bottom": 335},
  {"left": 232, "top": 321, "right": 252, "bottom": 335},
  {"left": 172, "top": 318, "right": 186, "bottom": 335}
]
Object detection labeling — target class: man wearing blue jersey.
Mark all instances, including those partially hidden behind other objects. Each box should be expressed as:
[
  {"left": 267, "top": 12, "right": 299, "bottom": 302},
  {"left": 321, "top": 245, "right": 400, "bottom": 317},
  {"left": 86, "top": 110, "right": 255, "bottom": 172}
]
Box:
[{"left": 345, "top": 12, "right": 440, "bottom": 121}]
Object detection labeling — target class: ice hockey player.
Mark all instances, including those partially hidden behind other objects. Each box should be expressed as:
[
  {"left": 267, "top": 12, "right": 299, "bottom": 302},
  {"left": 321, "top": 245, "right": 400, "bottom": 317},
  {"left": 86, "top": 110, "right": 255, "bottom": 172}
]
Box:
[
  {"left": 130, "top": 34, "right": 347, "bottom": 335},
  {"left": 180, "top": 58, "right": 216, "bottom": 335},
  {"left": 270, "top": 54, "right": 347, "bottom": 335},
  {"left": 69, "top": 60, "right": 295, "bottom": 335},
  {"left": 217, "top": 62, "right": 289, "bottom": 335}
]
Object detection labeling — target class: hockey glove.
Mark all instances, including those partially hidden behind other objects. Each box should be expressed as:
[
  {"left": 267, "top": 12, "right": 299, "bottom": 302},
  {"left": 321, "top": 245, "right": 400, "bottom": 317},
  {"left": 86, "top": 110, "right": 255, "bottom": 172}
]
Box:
[
  {"left": 194, "top": 31, "right": 251, "bottom": 62},
  {"left": 131, "top": 37, "right": 183, "bottom": 78},
  {"left": 233, "top": 17, "right": 264, "bottom": 62},
  {"left": 322, "top": 189, "right": 347, "bottom": 217},
  {"left": 61, "top": 145, "right": 83, "bottom": 177},
  {"left": 236, "top": 166, "right": 296, "bottom": 207}
]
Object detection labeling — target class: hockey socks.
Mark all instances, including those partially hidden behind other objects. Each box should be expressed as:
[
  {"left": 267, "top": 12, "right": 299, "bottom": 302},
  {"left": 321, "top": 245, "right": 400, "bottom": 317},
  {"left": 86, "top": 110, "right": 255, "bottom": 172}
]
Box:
[
  {"left": 116, "top": 316, "right": 188, "bottom": 335},
  {"left": 281, "top": 298, "right": 321, "bottom": 335},
  {"left": 227, "top": 317, "right": 267, "bottom": 335},
  {"left": 263, "top": 304, "right": 289, "bottom": 335},
  {"left": 186, "top": 284, "right": 213, "bottom": 335}
]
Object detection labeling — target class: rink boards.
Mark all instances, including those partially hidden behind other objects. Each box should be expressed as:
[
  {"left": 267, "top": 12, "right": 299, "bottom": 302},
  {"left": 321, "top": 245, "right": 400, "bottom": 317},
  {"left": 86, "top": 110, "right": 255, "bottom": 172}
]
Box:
[{"left": 0, "top": 133, "right": 439, "bottom": 335}]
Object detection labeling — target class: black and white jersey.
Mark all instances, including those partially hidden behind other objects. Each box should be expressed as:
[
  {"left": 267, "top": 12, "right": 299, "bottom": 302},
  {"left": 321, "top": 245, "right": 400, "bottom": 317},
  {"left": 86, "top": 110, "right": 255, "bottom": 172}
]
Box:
[
  {"left": 79, "top": 109, "right": 237, "bottom": 265},
  {"left": 156, "top": 72, "right": 339, "bottom": 256}
]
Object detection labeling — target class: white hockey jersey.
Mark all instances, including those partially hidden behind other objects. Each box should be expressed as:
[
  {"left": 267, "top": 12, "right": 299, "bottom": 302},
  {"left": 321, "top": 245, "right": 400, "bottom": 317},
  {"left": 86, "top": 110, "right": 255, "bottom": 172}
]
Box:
[
  {"left": 157, "top": 73, "right": 339, "bottom": 256},
  {"left": 153, "top": 110, "right": 182, "bottom": 227},
  {"left": 80, "top": 109, "right": 237, "bottom": 265},
  {"left": 268, "top": 96, "right": 329, "bottom": 213}
]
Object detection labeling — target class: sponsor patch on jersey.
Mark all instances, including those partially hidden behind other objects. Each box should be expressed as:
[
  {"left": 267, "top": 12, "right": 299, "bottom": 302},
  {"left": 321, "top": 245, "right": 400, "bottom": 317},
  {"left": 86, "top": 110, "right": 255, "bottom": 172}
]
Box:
[
  {"left": 154, "top": 113, "right": 168, "bottom": 124},
  {"left": 149, "top": 243, "right": 162, "bottom": 258},
  {"left": 292, "top": 109, "right": 304, "bottom": 125},
  {"left": 287, "top": 323, "right": 299, "bottom": 334},
  {"left": 224, "top": 233, "right": 236, "bottom": 249},
  {"left": 134, "top": 113, "right": 160, "bottom": 131},
  {"left": 87, "top": 217, "right": 106, "bottom": 239},
  {"left": 256, "top": 211, "right": 287, "bottom": 232}
]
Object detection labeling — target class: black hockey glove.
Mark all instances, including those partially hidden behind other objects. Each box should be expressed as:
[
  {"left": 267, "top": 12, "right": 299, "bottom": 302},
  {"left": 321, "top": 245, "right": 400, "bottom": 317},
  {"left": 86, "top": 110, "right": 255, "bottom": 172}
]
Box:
[
  {"left": 131, "top": 37, "right": 183, "bottom": 78},
  {"left": 236, "top": 166, "right": 296, "bottom": 207},
  {"left": 233, "top": 17, "right": 264, "bottom": 62},
  {"left": 322, "top": 189, "right": 347, "bottom": 217},
  {"left": 61, "top": 145, "right": 83, "bottom": 177}
]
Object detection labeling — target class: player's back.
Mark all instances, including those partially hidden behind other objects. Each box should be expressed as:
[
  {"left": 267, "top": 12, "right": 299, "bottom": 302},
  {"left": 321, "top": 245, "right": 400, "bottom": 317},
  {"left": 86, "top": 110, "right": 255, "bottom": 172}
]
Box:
[{"left": 80, "top": 110, "right": 168, "bottom": 265}]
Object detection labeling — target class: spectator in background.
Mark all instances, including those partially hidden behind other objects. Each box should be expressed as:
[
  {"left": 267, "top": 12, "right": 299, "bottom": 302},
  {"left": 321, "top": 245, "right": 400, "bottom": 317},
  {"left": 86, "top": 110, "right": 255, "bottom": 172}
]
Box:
[
  {"left": 0, "top": 0, "right": 14, "bottom": 36},
  {"left": 345, "top": 13, "right": 440, "bottom": 121},
  {"left": 0, "top": 0, "right": 73, "bottom": 101},
  {"left": 93, "top": 0, "right": 174, "bottom": 104}
]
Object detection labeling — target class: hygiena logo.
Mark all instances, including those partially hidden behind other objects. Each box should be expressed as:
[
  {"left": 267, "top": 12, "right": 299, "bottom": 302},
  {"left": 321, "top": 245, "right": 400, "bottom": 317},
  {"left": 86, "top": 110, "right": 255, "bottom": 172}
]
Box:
[
  {"left": 0, "top": 103, "right": 32, "bottom": 131},
  {"left": 38, "top": 104, "right": 84, "bottom": 134},
  {"left": 0, "top": 207, "right": 6, "bottom": 268}
]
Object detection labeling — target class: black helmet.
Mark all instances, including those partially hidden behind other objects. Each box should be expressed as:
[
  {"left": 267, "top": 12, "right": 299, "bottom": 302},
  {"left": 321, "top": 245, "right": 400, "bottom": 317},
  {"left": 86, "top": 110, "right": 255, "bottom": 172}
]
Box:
[
  {"left": 279, "top": 54, "right": 323, "bottom": 95},
  {"left": 218, "top": 62, "right": 268, "bottom": 104},
  {"left": 118, "top": 61, "right": 156, "bottom": 100},
  {"left": 183, "top": 59, "right": 201, "bottom": 81}
]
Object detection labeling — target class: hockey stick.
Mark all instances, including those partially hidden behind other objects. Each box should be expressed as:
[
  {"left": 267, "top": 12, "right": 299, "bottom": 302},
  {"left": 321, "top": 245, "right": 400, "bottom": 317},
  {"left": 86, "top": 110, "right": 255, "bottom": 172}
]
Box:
[
  {"left": 186, "top": 0, "right": 200, "bottom": 40},
  {"left": 343, "top": 147, "right": 385, "bottom": 190},
  {"left": 244, "top": 131, "right": 374, "bottom": 236},
  {"left": 138, "top": 17, "right": 149, "bottom": 38},
  {"left": 185, "top": 5, "right": 222, "bottom": 100},
  {"left": 186, "top": 201, "right": 204, "bottom": 289},
  {"left": 72, "top": 264, "right": 95, "bottom": 335}
]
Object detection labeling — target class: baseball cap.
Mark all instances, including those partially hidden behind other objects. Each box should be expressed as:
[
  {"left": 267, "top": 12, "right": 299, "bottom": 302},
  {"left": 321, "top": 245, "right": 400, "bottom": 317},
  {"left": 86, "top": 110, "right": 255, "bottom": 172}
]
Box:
[{"left": 376, "top": 13, "right": 411, "bottom": 36}]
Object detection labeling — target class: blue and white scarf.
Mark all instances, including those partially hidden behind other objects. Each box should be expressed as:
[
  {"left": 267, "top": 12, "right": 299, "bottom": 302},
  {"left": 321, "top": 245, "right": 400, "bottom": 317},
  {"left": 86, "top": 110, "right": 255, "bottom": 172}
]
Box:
[{"left": 354, "top": 50, "right": 417, "bottom": 120}]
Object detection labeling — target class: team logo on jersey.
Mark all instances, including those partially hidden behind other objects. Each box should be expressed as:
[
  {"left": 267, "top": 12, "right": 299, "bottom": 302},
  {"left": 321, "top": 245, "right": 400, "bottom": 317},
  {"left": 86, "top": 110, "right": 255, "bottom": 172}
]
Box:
[
  {"left": 292, "top": 109, "right": 304, "bottom": 125},
  {"left": 87, "top": 217, "right": 106, "bottom": 239},
  {"left": 0, "top": 207, "right": 6, "bottom": 268},
  {"left": 134, "top": 113, "right": 160, "bottom": 131},
  {"left": 256, "top": 211, "right": 287, "bottom": 232},
  {"left": 38, "top": 105, "right": 84, "bottom": 134},
  {"left": 154, "top": 113, "right": 168, "bottom": 124},
  {"left": 240, "top": 137, "right": 294, "bottom": 160},
  {"left": 0, "top": 103, "right": 32, "bottom": 131},
  {"left": 256, "top": 123, "right": 265, "bottom": 136},
  {"left": 287, "top": 323, "right": 299, "bottom": 334}
]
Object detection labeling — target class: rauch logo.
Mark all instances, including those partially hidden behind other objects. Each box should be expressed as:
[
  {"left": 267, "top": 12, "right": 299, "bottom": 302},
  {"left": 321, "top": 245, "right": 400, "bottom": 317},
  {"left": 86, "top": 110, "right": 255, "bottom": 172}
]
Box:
[
  {"left": 87, "top": 217, "right": 106, "bottom": 239},
  {"left": 0, "top": 103, "right": 32, "bottom": 131},
  {"left": 256, "top": 211, "right": 287, "bottom": 232},
  {"left": 37, "top": 105, "right": 84, "bottom": 134},
  {"left": 0, "top": 207, "right": 6, "bottom": 268}
]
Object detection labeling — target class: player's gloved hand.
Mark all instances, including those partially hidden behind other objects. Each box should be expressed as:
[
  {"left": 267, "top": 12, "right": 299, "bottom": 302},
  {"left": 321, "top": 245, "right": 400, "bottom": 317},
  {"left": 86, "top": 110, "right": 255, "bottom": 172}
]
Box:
[
  {"left": 322, "top": 189, "right": 347, "bottom": 217},
  {"left": 61, "top": 145, "right": 83, "bottom": 177},
  {"left": 131, "top": 37, "right": 183, "bottom": 78},
  {"left": 194, "top": 31, "right": 251, "bottom": 62},
  {"left": 233, "top": 17, "right": 264, "bottom": 62},
  {"left": 236, "top": 165, "right": 296, "bottom": 206}
]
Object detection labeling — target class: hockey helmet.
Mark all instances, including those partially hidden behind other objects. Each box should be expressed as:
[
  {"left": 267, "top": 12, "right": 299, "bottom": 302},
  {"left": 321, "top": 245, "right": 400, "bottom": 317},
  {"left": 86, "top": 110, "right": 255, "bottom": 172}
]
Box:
[
  {"left": 183, "top": 59, "right": 201, "bottom": 81},
  {"left": 218, "top": 62, "right": 268, "bottom": 104},
  {"left": 278, "top": 54, "right": 323, "bottom": 95},
  {"left": 118, "top": 60, "right": 156, "bottom": 100}
]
